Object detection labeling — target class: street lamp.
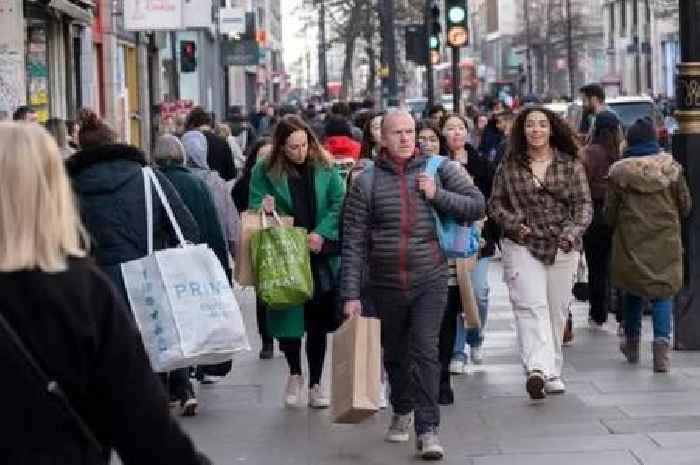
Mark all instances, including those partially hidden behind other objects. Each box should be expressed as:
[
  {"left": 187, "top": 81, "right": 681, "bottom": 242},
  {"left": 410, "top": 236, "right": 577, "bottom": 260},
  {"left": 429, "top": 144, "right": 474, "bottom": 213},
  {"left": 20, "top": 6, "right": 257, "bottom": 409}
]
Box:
[{"left": 674, "top": 1, "right": 700, "bottom": 350}]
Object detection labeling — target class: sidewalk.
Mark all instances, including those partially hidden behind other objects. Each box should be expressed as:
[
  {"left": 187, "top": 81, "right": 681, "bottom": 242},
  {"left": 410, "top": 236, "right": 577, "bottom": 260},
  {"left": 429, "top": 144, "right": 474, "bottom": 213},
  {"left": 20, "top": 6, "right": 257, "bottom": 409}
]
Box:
[{"left": 177, "top": 262, "right": 700, "bottom": 465}]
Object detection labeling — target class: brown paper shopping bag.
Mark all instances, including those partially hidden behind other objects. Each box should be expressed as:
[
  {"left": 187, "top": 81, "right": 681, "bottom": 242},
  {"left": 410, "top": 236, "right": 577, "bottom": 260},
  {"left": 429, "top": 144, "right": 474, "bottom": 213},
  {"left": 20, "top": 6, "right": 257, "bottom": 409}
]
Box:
[
  {"left": 234, "top": 210, "right": 293, "bottom": 286},
  {"left": 456, "top": 256, "right": 481, "bottom": 329},
  {"left": 332, "top": 316, "right": 381, "bottom": 424}
]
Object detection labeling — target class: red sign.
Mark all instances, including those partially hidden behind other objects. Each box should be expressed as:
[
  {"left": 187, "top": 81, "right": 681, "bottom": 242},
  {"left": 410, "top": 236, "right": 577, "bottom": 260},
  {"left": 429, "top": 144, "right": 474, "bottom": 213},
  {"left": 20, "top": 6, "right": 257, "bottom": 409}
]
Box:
[{"left": 160, "top": 100, "right": 194, "bottom": 119}]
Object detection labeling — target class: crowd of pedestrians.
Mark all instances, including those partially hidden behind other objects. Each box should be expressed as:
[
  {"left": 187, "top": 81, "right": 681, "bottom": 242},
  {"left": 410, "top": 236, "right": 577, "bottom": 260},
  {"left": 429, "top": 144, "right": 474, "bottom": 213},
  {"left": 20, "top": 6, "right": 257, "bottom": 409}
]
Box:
[{"left": 1, "top": 81, "right": 691, "bottom": 462}]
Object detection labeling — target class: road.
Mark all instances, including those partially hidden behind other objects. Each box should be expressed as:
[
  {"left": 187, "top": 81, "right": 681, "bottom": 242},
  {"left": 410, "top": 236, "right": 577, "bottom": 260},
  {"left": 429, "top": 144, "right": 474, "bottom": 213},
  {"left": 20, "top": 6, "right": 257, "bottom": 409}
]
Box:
[{"left": 172, "top": 261, "right": 700, "bottom": 465}]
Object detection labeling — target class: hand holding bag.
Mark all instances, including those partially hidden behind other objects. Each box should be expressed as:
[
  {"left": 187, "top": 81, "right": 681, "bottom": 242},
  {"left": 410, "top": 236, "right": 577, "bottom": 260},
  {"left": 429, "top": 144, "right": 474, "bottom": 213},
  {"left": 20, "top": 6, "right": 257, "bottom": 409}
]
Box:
[
  {"left": 332, "top": 316, "right": 381, "bottom": 423},
  {"left": 121, "top": 168, "right": 250, "bottom": 372},
  {"left": 250, "top": 209, "right": 314, "bottom": 309},
  {"left": 235, "top": 210, "right": 294, "bottom": 286}
]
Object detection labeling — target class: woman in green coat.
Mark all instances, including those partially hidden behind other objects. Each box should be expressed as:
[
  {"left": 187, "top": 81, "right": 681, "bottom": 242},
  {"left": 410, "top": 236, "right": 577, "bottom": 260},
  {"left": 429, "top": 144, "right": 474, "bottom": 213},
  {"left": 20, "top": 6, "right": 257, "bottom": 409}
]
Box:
[{"left": 249, "top": 114, "right": 345, "bottom": 409}]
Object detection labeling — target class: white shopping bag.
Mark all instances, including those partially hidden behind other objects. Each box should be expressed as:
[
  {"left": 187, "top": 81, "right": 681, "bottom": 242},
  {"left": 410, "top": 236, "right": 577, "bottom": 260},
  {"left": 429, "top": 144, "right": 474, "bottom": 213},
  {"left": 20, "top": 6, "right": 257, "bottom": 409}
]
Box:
[{"left": 121, "top": 167, "right": 250, "bottom": 372}]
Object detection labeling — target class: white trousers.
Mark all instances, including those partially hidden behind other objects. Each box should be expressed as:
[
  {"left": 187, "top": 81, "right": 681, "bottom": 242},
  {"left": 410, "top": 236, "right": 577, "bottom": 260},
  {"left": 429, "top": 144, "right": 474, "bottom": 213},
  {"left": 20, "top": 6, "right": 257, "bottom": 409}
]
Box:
[{"left": 501, "top": 239, "right": 579, "bottom": 379}]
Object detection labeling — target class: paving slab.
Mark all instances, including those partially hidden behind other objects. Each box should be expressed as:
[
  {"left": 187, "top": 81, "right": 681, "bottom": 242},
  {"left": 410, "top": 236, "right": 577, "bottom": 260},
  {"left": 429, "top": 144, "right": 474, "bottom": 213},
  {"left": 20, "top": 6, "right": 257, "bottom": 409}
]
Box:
[{"left": 161, "top": 263, "right": 700, "bottom": 465}]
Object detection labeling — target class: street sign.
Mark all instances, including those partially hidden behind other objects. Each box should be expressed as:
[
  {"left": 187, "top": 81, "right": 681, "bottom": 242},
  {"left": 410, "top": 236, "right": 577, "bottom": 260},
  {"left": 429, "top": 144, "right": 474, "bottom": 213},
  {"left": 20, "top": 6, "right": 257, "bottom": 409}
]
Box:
[{"left": 221, "top": 39, "right": 259, "bottom": 66}]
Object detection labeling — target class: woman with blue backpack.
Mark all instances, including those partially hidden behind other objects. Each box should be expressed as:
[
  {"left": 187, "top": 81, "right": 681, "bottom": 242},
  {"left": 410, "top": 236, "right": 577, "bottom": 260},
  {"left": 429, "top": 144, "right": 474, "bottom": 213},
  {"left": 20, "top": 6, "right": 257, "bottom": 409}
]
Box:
[{"left": 438, "top": 114, "right": 498, "bottom": 380}]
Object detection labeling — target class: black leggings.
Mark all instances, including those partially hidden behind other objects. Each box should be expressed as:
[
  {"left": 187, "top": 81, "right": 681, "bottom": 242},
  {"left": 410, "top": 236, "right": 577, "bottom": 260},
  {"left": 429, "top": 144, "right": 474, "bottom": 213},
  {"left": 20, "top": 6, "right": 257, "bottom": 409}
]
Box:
[
  {"left": 278, "top": 292, "right": 334, "bottom": 387},
  {"left": 256, "top": 298, "right": 272, "bottom": 346}
]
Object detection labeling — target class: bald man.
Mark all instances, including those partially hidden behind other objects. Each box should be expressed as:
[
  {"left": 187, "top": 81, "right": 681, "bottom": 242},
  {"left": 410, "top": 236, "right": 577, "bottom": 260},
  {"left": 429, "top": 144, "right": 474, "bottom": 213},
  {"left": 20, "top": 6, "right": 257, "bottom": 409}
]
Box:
[{"left": 341, "top": 110, "right": 485, "bottom": 460}]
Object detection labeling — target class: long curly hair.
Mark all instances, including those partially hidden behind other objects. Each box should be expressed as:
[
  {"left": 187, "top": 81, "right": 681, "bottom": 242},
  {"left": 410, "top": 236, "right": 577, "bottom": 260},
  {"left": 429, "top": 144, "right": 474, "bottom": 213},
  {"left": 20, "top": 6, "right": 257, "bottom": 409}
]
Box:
[
  {"left": 266, "top": 114, "right": 333, "bottom": 179},
  {"left": 506, "top": 106, "right": 580, "bottom": 166}
]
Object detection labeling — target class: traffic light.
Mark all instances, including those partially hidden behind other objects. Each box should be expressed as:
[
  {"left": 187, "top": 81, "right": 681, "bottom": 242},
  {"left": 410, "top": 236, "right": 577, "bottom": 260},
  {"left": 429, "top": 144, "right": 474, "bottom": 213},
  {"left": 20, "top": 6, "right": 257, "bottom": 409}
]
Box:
[
  {"left": 180, "top": 40, "right": 196, "bottom": 73},
  {"left": 429, "top": 3, "right": 441, "bottom": 65},
  {"left": 445, "top": 0, "right": 469, "bottom": 48}
]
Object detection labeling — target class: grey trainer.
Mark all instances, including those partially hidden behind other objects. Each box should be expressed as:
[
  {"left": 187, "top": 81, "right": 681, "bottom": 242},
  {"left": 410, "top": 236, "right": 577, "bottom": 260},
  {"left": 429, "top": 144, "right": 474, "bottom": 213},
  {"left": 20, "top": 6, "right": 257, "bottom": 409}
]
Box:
[
  {"left": 385, "top": 413, "right": 413, "bottom": 443},
  {"left": 416, "top": 431, "right": 444, "bottom": 460}
]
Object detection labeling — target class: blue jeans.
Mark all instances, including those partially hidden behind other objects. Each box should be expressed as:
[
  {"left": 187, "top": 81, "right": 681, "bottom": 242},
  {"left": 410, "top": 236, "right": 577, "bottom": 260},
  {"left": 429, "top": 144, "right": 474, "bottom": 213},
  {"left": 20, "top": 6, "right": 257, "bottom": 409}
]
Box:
[
  {"left": 452, "top": 257, "right": 490, "bottom": 361},
  {"left": 623, "top": 293, "right": 672, "bottom": 344}
]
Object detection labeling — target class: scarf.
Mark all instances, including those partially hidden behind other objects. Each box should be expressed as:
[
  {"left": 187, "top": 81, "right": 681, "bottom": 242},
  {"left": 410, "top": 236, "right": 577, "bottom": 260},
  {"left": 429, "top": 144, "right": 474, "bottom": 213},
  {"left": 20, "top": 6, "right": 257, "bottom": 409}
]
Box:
[{"left": 623, "top": 141, "right": 661, "bottom": 158}]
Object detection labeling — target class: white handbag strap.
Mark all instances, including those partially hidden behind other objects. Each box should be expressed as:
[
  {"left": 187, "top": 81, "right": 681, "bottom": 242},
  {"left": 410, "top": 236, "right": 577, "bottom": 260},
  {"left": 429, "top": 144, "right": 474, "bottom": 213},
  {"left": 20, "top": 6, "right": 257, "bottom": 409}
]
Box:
[
  {"left": 260, "top": 208, "right": 283, "bottom": 229},
  {"left": 144, "top": 167, "right": 154, "bottom": 255},
  {"left": 142, "top": 167, "right": 187, "bottom": 252}
]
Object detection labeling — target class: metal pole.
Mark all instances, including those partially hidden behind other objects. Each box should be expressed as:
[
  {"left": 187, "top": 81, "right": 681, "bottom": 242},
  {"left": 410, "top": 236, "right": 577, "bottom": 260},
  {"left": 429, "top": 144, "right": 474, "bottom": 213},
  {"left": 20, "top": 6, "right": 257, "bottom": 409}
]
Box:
[
  {"left": 673, "top": 0, "right": 700, "bottom": 350},
  {"left": 425, "top": 0, "right": 434, "bottom": 106},
  {"left": 451, "top": 46, "right": 460, "bottom": 114},
  {"left": 318, "top": 0, "right": 329, "bottom": 101},
  {"left": 565, "top": 0, "right": 574, "bottom": 99},
  {"left": 379, "top": 0, "right": 399, "bottom": 106},
  {"left": 524, "top": 0, "right": 533, "bottom": 95}
]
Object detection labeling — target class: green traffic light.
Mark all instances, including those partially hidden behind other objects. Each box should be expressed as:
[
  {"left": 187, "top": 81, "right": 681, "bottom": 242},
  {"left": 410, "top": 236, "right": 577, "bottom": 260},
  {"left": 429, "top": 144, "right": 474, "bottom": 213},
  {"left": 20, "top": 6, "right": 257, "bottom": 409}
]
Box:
[
  {"left": 448, "top": 6, "right": 466, "bottom": 23},
  {"left": 430, "top": 36, "right": 439, "bottom": 49}
]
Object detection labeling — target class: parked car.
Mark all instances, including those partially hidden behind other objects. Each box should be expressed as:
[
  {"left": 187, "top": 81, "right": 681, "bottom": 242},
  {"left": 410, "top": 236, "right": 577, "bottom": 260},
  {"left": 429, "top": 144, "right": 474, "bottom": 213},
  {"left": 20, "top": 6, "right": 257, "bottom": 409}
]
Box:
[{"left": 568, "top": 96, "right": 669, "bottom": 148}]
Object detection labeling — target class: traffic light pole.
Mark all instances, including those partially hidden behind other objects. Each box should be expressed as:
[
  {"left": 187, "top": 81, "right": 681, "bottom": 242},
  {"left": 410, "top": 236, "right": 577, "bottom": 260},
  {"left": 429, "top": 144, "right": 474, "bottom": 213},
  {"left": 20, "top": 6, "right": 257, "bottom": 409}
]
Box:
[
  {"left": 379, "top": 0, "right": 399, "bottom": 107},
  {"left": 451, "top": 46, "right": 460, "bottom": 114},
  {"left": 425, "top": 0, "right": 434, "bottom": 106},
  {"left": 673, "top": 0, "right": 700, "bottom": 350},
  {"left": 318, "top": 0, "right": 329, "bottom": 101}
]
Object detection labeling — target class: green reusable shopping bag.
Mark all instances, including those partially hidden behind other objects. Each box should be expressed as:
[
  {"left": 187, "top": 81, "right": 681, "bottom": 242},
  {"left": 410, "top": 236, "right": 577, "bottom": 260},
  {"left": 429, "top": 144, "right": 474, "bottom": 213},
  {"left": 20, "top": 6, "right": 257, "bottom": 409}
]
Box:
[{"left": 250, "top": 211, "right": 314, "bottom": 309}]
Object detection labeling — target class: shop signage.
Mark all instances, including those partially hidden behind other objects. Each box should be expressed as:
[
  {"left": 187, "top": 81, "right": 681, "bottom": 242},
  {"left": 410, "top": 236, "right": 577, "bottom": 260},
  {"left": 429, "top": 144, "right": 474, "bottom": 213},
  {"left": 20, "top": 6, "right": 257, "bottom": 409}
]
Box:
[
  {"left": 221, "top": 39, "right": 258, "bottom": 66},
  {"left": 124, "top": 0, "right": 182, "bottom": 31}
]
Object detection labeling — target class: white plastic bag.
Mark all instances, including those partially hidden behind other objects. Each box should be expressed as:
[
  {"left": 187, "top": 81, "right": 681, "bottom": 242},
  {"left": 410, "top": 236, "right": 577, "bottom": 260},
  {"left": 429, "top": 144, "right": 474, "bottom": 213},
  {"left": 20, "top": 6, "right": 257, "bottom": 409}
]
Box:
[{"left": 121, "top": 168, "right": 250, "bottom": 372}]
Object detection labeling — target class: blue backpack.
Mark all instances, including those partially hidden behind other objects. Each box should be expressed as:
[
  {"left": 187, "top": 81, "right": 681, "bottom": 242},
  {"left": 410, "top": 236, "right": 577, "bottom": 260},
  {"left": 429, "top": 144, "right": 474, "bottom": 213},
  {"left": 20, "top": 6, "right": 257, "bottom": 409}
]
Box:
[
  {"left": 357, "top": 155, "right": 481, "bottom": 259},
  {"left": 424, "top": 155, "right": 481, "bottom": 258}
]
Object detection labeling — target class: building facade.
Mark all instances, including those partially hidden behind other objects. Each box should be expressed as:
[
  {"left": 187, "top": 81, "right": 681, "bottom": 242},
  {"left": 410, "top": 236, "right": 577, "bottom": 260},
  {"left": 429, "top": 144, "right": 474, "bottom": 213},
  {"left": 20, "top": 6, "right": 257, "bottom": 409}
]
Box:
[
  {"left": 0, "top": 0, "right": 95, "bottom": 121},
  {"left": 603, "top": 0, "right": 678, "bottom": 98}
]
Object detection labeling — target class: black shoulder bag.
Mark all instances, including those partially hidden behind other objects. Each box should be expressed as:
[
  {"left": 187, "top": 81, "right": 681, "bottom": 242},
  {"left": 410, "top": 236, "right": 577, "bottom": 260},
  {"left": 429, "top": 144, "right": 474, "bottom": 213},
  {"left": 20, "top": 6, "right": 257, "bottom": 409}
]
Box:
[{"left": 0, "top": 311, "right": 106, "bottom": 461}]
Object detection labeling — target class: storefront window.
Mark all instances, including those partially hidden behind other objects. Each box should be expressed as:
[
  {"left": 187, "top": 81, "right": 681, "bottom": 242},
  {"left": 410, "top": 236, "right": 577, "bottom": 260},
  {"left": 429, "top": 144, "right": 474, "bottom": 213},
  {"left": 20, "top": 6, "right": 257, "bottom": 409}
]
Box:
[{"left": 26, "top": 20, "right": 50, "bottom": 123}]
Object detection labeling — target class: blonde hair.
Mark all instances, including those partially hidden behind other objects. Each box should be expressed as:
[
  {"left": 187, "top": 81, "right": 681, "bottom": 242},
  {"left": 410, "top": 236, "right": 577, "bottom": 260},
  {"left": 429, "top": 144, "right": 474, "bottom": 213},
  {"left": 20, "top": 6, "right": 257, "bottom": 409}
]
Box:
[
  {"left": 215, "top": 122, "right": 232, "bottom": 139},
  {"left": 0, "top": 122, "right": 88, "bottom": 272}
]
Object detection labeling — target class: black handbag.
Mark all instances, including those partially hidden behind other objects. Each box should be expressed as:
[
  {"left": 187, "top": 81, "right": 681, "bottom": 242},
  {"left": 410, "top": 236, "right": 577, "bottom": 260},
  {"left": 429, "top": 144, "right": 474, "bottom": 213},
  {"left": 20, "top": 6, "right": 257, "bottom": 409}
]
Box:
[{"left": 0, "top": 311, "right": 106, "bottom": 462}]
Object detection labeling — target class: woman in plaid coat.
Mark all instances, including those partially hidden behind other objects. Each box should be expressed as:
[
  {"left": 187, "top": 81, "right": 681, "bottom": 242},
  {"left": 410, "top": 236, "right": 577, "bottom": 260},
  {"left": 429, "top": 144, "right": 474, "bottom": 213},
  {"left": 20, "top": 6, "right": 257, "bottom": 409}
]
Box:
[{"left": 489, "top": 107, "right": 592, "bottom": 400}]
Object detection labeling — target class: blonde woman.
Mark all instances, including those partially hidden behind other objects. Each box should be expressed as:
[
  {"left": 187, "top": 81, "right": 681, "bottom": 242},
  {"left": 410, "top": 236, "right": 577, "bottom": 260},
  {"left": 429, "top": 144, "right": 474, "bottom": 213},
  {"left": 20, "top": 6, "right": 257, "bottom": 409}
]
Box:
[
  {"left": 215, "top": 121, "right": 246, "bottom": 174},
  {"left": 0, "top": 122, "right": 211, "bottom": 464}
]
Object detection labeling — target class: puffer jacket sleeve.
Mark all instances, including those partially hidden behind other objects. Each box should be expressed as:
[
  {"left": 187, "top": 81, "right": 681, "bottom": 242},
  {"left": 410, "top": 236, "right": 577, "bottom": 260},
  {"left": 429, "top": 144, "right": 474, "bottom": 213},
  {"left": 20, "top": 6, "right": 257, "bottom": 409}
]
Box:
[
  {"left": 340, "top": 172, "right": 372, "bottom": 301},
  {"left": 155, "top": 170, "right": 200, "bottom": 244},
  {"left": 431, "top": 159, "right": 486, "bottom": 222}
]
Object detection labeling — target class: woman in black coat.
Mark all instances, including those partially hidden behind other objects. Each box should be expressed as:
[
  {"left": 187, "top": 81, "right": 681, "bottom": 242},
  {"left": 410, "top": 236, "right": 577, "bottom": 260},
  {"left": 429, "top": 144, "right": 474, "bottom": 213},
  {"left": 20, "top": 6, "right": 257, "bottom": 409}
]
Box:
[
  {"left": 66, "top": 110, "right": 199, "bottom": 300},
  {"left": 0, "top": 122, "right": 210, "bottom": 465}
]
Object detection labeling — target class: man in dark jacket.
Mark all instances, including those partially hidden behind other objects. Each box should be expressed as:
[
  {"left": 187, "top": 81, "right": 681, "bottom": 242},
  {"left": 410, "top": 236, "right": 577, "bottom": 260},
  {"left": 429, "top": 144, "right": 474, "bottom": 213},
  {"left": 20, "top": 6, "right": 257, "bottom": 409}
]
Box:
[
  {"left": 341, "top": 110, "right": 485, "bottom": 460},
  {"left": 185, "top": 107, "right": 237, "bottom": 181}
]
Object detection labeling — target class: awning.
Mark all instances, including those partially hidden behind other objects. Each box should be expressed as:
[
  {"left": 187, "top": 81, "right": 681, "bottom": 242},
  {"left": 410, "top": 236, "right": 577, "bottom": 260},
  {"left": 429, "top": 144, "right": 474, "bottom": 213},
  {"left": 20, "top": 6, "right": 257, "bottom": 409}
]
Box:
[{"left": 49, "top": 0, "right": 93, "bottom": 24}]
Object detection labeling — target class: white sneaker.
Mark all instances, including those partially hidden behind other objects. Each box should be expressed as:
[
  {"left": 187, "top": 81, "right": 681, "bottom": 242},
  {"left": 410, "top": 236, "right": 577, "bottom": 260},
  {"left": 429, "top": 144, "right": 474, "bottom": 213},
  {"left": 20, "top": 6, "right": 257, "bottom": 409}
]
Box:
[
  {"left": 544, "top": 377, "right": 566, "bottom": 394},
  {"left": 385, "top": 412, "right": 413, "bottom": 443},
  {"left": 308, "top": 383, "right": 330, "bottom": 409},
  {"left": 378, "top": 381, "right": 388, "bottom": 409},
  {"left": 449, "top": 359, "right": 466, "bottom": 375},
  {"left": 284, "top": 375, "right": 303, "bottom": 407},
  {"left": 470, "top": 346, "right": 484, "bottom": 365},
  {"left": 416, "top": 430, "right": 445, "bottom": 460}
]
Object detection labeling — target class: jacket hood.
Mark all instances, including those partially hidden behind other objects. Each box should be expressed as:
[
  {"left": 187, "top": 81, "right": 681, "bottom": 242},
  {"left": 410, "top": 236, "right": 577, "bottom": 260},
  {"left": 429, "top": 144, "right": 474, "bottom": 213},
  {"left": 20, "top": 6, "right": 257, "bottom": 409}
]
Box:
[
  {"left": 182, "top": 130, "right": 209, "bottom": 169},
  {"left": 608, "top": 152, "right": 681, "bottom": 194},
  {"left": 324, "top": 135, "right": 361, "bottom": 158},
  {"left": 66, "top": 144, "right": 147, "bottom": 195}
]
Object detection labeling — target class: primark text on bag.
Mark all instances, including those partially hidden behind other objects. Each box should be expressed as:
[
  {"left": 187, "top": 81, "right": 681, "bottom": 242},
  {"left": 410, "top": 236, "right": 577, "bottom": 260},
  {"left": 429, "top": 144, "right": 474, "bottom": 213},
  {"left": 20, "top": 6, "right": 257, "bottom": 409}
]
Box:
[{"left": 121, "top": 167, "right": 249, "bottom": 372}]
